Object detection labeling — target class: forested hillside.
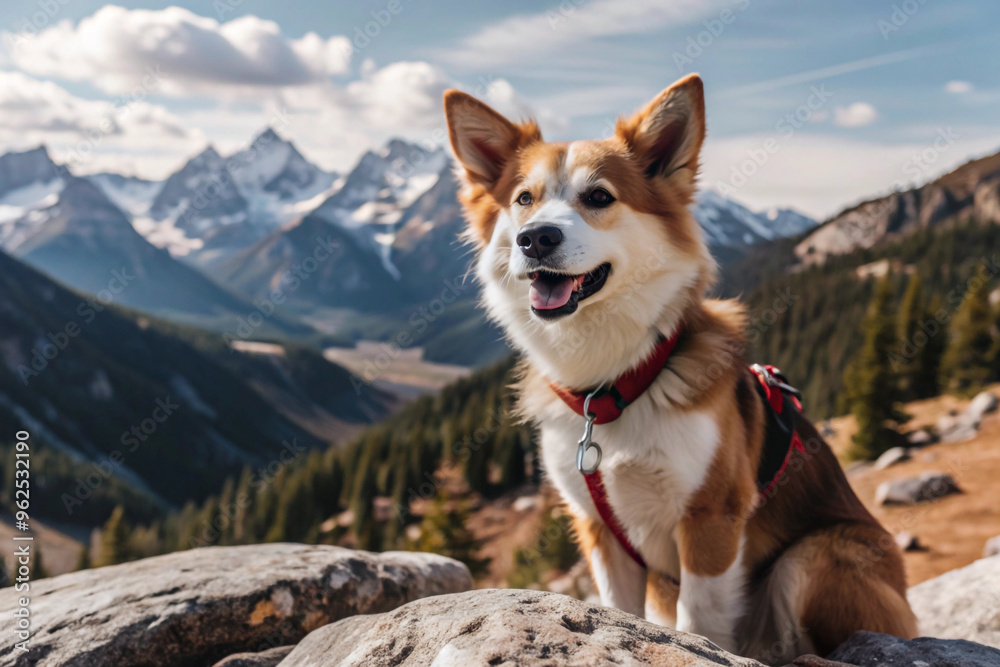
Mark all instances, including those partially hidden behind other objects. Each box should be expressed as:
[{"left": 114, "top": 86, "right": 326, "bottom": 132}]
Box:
[
  {"left": 0, "top": 251, "right": 394, "bottom": 527},
  {"left": 91, "top": 359, "right": 534, "bottom": 569},
  {"left": 730, "top": 218, "right": 1000, "bottom": 418}
]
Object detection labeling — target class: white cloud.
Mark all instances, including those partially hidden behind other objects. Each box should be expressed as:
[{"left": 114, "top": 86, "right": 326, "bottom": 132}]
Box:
[
  {"left": 701, "top": 129, "right": 1000, "bottom": 220},
  {"left": 0, "top": 70, "right": 201, "bottom": 177},
  {"left": 269, "top": 64, "right": 559, "bottom": 173},
  {"left": 833, "top": 102, "right": 878, "bottom": 128},
  {"left": 3, "top": 5, "right": 351, "bottom": 98},
  {"left": 944, "top": 80, "right": 974, "bottom": 94},
  {"left": 439, "top": 0, "right": 728, "bottom": 70}
]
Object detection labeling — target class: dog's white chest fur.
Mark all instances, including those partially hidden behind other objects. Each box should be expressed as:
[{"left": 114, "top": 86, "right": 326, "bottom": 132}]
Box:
[{"left": 537, "top": 392, "right": 719, "bottom": 576}]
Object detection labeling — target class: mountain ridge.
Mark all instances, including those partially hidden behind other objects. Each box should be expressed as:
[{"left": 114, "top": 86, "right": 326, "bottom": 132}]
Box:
[{"left": 796, "top": 148, "right": 1000, "bottom": 265}]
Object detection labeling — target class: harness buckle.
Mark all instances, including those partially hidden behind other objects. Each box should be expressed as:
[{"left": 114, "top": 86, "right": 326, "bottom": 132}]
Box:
[
  {"left": 576, "top": 389, "right": 603, "bottom": 474},
  {"left": 751, "top": 364, "right": 802, "bottom": 401}
]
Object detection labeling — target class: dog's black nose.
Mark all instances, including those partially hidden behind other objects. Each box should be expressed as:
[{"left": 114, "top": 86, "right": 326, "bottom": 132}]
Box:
[{"left": 517, "top": 225, "right": 563, "bottom": 260}]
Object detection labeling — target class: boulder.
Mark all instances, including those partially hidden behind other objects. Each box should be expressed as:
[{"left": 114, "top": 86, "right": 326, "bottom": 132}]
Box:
[
  {"left": 872, "top": 446, "right": 910, "bottom": 470},
  {"left": 214, "top": 646, "right": 294, "bottom": 667},
  {"left": 934, "top": 393, "right": 997, "bottom": 444},
  {"left": 0, "top": 544, "right": 471, "bottom": 667},
  {"left": 985, "top": 536, "right": 1000, "bottom": 558},
  {"left": 278, "top": 589, "right": 763, "bottom": 666},
  {"left": 875, "top": 471, "right": 961, "bottom": 505},
  {"left": 782, "top": 657, "right": 852, "bottom": 667},
  {"left": 827, "top": 631, "right": 1000, "bottom": 666},
  {"left": 905, "top": 427, "right": 936, "bottom": 447},
  {"left": 908, "top": 555, "right": 1000, "bottom": 649},
  {"left": 894, "top": 531, "right": 922, "bottom": 552},
  {"left": 936, "top": 413, "right": 980, "bottom": 443},
  {"left": 967, "top": 391, "right": 999, "bottom": 422}
]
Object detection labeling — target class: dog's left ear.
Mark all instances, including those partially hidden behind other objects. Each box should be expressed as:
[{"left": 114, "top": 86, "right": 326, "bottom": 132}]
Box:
[{"left": 616, "top": 74, "right": 705, "bottom": 179}]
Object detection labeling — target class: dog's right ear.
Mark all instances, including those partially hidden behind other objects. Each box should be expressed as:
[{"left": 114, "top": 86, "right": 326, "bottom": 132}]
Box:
[{"left": 443, "top": 90, "right": 523, "bottom": 188}]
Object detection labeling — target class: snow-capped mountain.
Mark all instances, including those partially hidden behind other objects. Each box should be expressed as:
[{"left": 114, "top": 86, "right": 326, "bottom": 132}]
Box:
[
  {"left": 693, "top": 189, "right": 816, "bottom": 247},
  {"left": 87, "top": 173, "right": 162, "bottom": 216},
  {"left": 229, "top": 128, "right": 330, "bottom": 198},
  {"left": 311, "top": 139, "right": 449, "bottom": 278},
  {"left": 3, "top": 177, "right": 311, "bottom": 333},
  {"left": 0, "top": 147, "right": 66, "bottom": 248},
  {"left": 84, "top": 129, "right": 337, "bottom": 261},
  {"left": 0, "top": 139, "right": 818, "bottom": 368},
  {"left": 0, "top": 146, "right": 62, "bottom": 198}
]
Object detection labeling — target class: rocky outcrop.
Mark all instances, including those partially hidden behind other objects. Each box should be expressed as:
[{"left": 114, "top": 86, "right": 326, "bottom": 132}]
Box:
[
  {"left": 278, "top": 589, "right": 763, "bottom": 666},
  {"left": 872, "top": 446, "right": 910, "bottom": 470},
  {"left": 827, "top": 631, "right": 1000, "bottom": 666},
  {"left": 908, "top": 555, "right": 1000, "bottom": 649},
  {"left": 795, "top": 151, "right": 1000, "bottom": 265},
  {"left": 10, "top": 542, "right": 1000, "bottom": 666},
  {"left": 985, "top": 535, "right": 1000, "bottom": 558},
  {"left": 214, "top": 646, "right": 294, "bottom": 667},
  {"left": 936, "top": 390, "right": 998, "bottom": 443},
  {"left": 0, "top": 544, "right": 471, "bottom": 667},
  {"left": 875, "top": 470, "right": 961, "bottom": 505}
]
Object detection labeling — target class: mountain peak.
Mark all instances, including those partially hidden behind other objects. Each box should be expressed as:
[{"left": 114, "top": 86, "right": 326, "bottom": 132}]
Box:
[
  {"left": 192, "top": 145, "right": 222, "bottom": 165},
  {"left": 0, "top": 145, "right": 63, "bottom": 199},
  {"left": 380, "top": 138, "right": 436, "bottom": 161},
  {"left": 253, "top": 127, "right": 286, "bottom": 145}
]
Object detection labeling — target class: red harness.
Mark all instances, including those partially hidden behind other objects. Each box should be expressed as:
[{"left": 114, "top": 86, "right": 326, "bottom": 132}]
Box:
[{"left": 550, "top": 331, "right": 803, "bottom": 569}]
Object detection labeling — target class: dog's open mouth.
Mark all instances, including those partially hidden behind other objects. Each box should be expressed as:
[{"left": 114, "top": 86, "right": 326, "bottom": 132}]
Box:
[{"left": 529, "top": 263, "right": 611, "bottom": 320}]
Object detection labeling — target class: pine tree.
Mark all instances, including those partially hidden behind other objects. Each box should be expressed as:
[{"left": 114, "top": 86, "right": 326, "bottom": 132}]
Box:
[
  {"left": 350, "top": 445, "right": 381, "bottom": 551},
  {"left": 97, "top": 506, "right": 131, "bottom": 567},
  {"left": 0, "top": 556, "right": 9, "bottom": 588},
  {"left": 895, "top": 275, "right": 943, "bottom": 399},
  {"left": 31, "top": 546, "right": 48, "bottom": 580},
  {"left": 843, "top": 276, "right": 909, "bottom": 460},
  {"left": 990, "top": 297, "right": 1000, "bottom": 380},
  {"left": 75, "top": 543, "right": 92, "bottom": 572},
  {"left": 232, "top": 466, "right": 255, "bottom": 544},
  {"left": 940, "top": 281, "right": 993, "bottom": 394},
  {"left": 412, "top": 489, "right": 489, "bottom": 577}
]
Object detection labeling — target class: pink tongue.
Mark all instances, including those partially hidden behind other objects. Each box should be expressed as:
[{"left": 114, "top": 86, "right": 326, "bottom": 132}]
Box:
[{"left": 530, "top": 276, "right": 575, "bottom": 310}]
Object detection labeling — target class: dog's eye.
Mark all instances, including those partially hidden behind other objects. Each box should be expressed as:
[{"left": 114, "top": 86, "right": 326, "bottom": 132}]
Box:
[
  {"left": 586, "top": 188, "right": 615, "bottom": 208},
  {"left": 516, "top": 191, "right": 533, "bottom": 206}
]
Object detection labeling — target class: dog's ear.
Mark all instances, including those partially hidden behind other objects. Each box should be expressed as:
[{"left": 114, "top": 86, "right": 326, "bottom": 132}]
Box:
[
  {"left": 443, "top": 90, "right": 527, "bottom": 187},
  {"left": 616, "top": 74, "right": 705, "bottom": 180}
]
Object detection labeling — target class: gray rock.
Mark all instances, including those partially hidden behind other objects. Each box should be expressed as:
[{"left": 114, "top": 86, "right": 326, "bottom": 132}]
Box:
[
  {"left": 986, "top": 536, "right": 1000, "bottom": 558},
  {"left": 875, "top": 471, "right": 962, "bottom": 505},
  {"left": 781, "top": 657, "right": 852, "bottom": 667},
  {"left": 940, "top": 419, "right": 980, "bottom": 443},
  {"left": 0, "top": 544, "right": 471, "bottom": 667},
  {"left": 873, "top": 446, "right": 911, "bottom": 470},
  {"left": 906, "top": 428, "right": 936, "bottom": 447},
  {"left": 827, "top": 631, "right": 1000, "bottom": 666},
  {"left": 967, "top": 391, "right": 999, "bottom": 423},
  {"left": 894, "top": 531, "right": 923, "bottom": 552},
  {"left": 278, "top": 589, "right": 764, "bottom": 666},
  {"left": 214, "top": 646, "right": 294, "bottom": 667},
  {"left": 908, "top": 555, "right": 1000, "bottom": 649},
  {"left": 935, "top": 409, "right": 982, "bottom": 443}
]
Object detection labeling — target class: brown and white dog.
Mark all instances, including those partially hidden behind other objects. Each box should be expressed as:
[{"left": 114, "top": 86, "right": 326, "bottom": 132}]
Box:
[{"left": 442, "top": 74, "right": 918, "bottom": 664}]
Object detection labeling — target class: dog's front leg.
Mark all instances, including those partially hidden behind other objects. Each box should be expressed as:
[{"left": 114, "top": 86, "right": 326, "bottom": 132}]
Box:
[
  {"left": 573, "top": 514, "right": 647, "bottom": 617},
  {"left": 674, "top": 510, "right": 748, "bottom": 653}
]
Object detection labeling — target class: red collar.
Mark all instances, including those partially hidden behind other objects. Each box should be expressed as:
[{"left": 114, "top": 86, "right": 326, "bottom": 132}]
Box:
[{"left": 550, "top": 327, "right": 684, "bottom": 424}]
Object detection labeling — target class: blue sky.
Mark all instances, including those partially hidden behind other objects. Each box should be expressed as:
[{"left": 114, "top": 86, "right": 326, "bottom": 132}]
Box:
[{"left": 0, "top": 0, "right": 997, "bottom": 218}]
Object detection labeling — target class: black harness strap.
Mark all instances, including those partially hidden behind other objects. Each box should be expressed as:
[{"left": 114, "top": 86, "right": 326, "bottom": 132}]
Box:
[{"left": 749, "top": 365, "right": 804, "bottom": 496}]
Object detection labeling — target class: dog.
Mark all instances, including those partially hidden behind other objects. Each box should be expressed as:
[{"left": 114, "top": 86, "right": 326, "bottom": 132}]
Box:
[{"left": 443, "top": 74, "right": 918, "bottom": 663}]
